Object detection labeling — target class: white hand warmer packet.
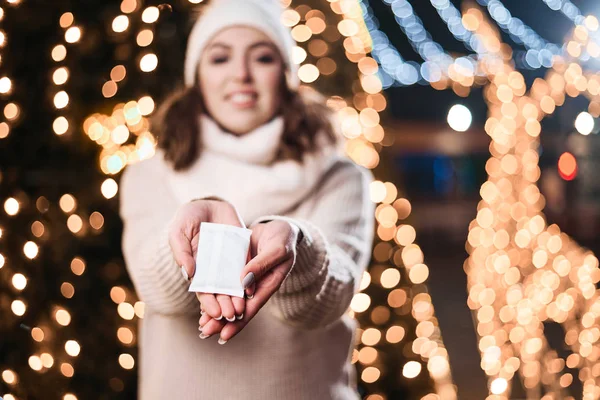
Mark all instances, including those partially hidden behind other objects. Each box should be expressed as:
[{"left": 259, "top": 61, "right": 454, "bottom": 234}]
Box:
[{"left": 188, "top": 222, "right": 252, "bottom": 298}]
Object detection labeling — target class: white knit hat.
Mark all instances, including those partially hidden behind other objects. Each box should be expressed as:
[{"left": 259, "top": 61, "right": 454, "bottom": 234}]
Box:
[{"left": 184, "top": 0, "right": 299, "bottom": 90}]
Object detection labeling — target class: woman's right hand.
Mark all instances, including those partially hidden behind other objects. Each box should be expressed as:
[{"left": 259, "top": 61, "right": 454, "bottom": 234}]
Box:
[{"left": 168, "top": 198, "right": 246, "bottom": 322}]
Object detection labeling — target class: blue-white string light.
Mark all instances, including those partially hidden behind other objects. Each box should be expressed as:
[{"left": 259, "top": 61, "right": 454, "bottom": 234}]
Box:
[
  {"left": 359, "top": 0, "right": 422, "bottom": 87},
  {"left": 360, "top": 0, "right": 598, "bottom": 88},
  {"left": 540, "top": 0, "right": 600, "bottom": 65},
  {"left": 540, "top": 0, "right": 585, "bottom": 25},
  {"left": 381, "top": 0, "right": 454, "bottom": 69},
  {"left": 430, "top": 0, "right": 486, "bottom": 55},
  {"left": 476, "top": 0, "right": 562, "bottom": 69}
]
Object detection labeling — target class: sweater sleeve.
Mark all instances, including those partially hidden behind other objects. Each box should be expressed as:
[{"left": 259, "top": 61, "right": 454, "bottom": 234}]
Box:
[
  {"left": 119, "top": 159, "right": 198, "bottom": 316},
  {"left": 251, "top": 160, "right": 375, "bottom": 329}
]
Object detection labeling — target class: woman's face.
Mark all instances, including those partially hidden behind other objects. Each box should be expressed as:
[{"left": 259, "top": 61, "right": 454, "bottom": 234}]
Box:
[{"left": 198, "top": 26, "right": 285, "bottom": 135}]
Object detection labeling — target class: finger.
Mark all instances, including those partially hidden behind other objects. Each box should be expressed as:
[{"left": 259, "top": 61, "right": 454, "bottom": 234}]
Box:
[
  {"left": 220, "top": 262, "right": 292, "bottom": 342},
  {"left": 169, "top": 229, "right": 196, "bottom": 279},
  {"left": 196, "top": 293, "right": 222, "bottom": 319},
  {"left": 199, "top": 318, "right": 226, "bottom": 338},
  {"left": 199, "top": 312, "right": 212, "bottom": 327},
  {"left": 231, "top": 297, "right": 245, "bottom": 319},
  {"left": 216, "top": 295, "right": 236, "bottom": 322},
  {"left": 210, "top": 200, "right": 245, "bottom": 228},
  {"left": 240, "top": 244, "right": 288, "bottom": 283}
]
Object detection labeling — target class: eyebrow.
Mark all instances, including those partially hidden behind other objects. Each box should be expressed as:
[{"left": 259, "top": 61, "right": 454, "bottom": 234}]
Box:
[{"left": 206, "top": 41, "right": 277, "bottom": 51}]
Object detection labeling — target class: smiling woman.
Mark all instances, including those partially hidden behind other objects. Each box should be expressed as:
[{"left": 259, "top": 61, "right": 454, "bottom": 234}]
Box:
[
  {"left": 118, "top": 0, "right": 375, "bottom": 398},
  {"left": 154, "top": 31, "right": 337, "bottom": 170}
]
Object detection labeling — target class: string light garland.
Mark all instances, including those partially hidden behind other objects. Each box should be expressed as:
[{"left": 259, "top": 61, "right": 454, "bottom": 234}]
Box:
[
  {"left": 1, "top": 3, "right": 31, "bottom": 399},
  {"left": 320, "top": 0, "right": 456, "bottom": 398},
  {"left": 0, "top": 2, "right": 18, "bottom": 140},
  {"left": 460, "top": 4, "right": 600, "bottom": 398}
]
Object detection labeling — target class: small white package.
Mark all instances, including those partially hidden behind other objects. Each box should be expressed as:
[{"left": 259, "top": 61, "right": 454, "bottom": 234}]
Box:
[{"left": 188, "top": 222, "right": 252, "bottom": 298}]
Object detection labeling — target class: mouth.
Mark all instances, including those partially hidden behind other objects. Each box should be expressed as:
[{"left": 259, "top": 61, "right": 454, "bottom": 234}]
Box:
[{"left": 226, "top": 91, "right": 258, "bottom": 108}]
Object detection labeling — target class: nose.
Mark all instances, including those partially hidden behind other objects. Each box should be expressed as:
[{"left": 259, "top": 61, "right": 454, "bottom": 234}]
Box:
[{"left": 231, "top": 55, "right": 252, "bottom": 83}]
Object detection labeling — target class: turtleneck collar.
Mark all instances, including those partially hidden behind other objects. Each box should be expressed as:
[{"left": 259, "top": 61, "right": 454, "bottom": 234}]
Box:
[{"left": 199, "top": 114, "right": 285, "bottom": 165}]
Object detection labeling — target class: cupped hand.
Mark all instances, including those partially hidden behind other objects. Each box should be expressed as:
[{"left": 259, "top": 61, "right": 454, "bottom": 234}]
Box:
[
  {"left": 168, "top": 198, "right": 246, "bottom": 321},
  {"left": 199, "top": 220, "right": 301, "bottom": 343}
]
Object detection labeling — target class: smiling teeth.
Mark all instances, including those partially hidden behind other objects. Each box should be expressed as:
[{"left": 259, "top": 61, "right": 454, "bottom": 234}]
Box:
[{"left": 230, "top": 93, "right": 254, "bottom": 103}]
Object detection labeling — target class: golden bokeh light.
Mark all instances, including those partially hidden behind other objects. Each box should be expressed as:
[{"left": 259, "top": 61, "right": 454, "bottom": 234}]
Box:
[
  {"left": 119, "top": 353, "right": 135, "bottom": 369},
  {"left": 59, "top": 194, "right": 76, "bottom": 213},
  {"left": 23, "top": 241, "right": 39, "bottom": 259},
  {"left": 54, "top": 91, "right": 69, "bottom": 109},
  {"left": 71, "top": 257, "right": 86, "bottom": 275},
  {"left": 142, "top": 6, "right": 159, "bottom": 23},
  {"left": 102, "top": 80, "right": 118, "bottom": 98},
  {"left": 402, "top": 361, "right": 422, "bottom": 379},
  {"left": 90, "top": 211, "right": 105, "bottom": 230},
  {"left": 53, "top": 116, "right": 69, "bottom": 135},
  {"left": 118, "top": 302, "right": 135, "bottom": 320},
  {"left": 12, "top": 273, "right": 27, "bottom": 290},
  {"left": 112, "top": 15, "right": 129, "bottom": 33},
  {"left": 0, "top": 122, "right": 9, "bottom": 139},
  {"left": 117, "top": 327, "right": 134, "bottom": 345},
  {"left": 110, "top": 286, "right": 127, "bottom": 304},
  {"left": 67, "top": 214, "right": 83, "bottom": 233},
  {"left": 139, "top": 53, "right": 158, "bottom": 72},
  {"left": 136, "top": 29, "right": 154, "bottom": 47},
  {"left": 55, "top": 308, "right": 72, "bottom": 326},
  {"left": 61, "top": 282, "right": 75, "bottom": 298},
  {"left": 101, "top": 178, "right": 119, "bottom": 199},
  {"left": 2, "top": 369, "right": 17, "bottom": 385},
  {"left": 0, "top": 76, "right": 11, "bottom": 94},
  {"left": 4, "top": 197, "right": 19, "bottom": 215},
  {"left": 65, "top": 340, "right": 80, "bottom": 357},
  {"left": 52, "top": 45, "right": 67, "bottom": 62},
  {"left": 64, "top": 26, "right": 81, "bottom": 43},
  {"left": 31, "top": 327, "right": 44, "bottom": 342},
  {"left": 4, "top": 102, "right": 19, "bottom": 120},
  {"left": 53, "top": 67, "right": 69, "bottom": 85},
  {"left": 28, "top": 355, "right": 42, "bottom": 371},
  {"left": 61, "top": 362, "right": 74, "bottom": 377},
  {"left": 11, "top": 300, "right": 26, "bottom": 316},
  {"left": 111, "top": 65, "right": 127, "bottom": 82}
]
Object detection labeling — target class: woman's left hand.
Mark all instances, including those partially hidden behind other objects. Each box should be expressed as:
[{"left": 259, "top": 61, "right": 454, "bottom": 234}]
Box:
[{"left": 198, "top": 220, "right": 300, "bottom": 343}]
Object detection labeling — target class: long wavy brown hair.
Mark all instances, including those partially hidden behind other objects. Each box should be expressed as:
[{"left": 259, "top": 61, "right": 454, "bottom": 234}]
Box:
[{"left": 153, "top": 75, "right": 339, "bottom": 171}]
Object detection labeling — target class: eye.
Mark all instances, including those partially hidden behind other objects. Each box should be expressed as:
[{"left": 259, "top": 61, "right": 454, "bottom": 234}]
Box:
[
  {"left": 256, "top": 54, "right": 276, "bottom": 63},
  {"left": 210, "top": 55, "right": 228, "bottom": 64}
]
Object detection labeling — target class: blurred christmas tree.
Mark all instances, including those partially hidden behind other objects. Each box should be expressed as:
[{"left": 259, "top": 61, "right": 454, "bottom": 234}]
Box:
[{"left": 0, "top": 0, "right": 452, "bottom": 398}]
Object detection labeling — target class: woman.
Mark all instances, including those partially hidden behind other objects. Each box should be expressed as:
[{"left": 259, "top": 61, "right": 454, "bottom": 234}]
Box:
[{"left": 119, "top": 0, "right": 374, "bottom": 398}]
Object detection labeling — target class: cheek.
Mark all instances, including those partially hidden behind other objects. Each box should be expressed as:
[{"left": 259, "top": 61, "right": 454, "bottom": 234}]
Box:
[
  {"left": 256, "top": 68, "right": 283, "bottom": 106},
  {"left": 198, "top": 65, "right": 224, "bottom": 101}
]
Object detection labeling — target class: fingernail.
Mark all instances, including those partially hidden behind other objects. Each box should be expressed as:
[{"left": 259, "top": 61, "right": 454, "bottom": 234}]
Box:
[
  {"left": 247, "top": 293, "right": 254, "bottom": 299},
  {"left": 236, "top": 313, "right": 244, "bottom": 320},
  {"left": 218, "top": 337, "right": 228, "bottom": 345},
  {"left": 181, "top": 266, "right": 190, "bottom": 281},
  {"left": 215, "top": 314, "right": 223, "bottom": 321},
  {"left": 225, "top": 316, "right": 236, "bottom": 322},
  {"left": 200, "top": 309, "right": 205, "bottom": 316},
  {"left": 242, "top": 272, "right": 255, "bottom": 289},
  {"left": 198, "top": 326, "right": 203, "bottom": 332},
  {"left": 199, "top": 333, "right": 211, "bottom": 339}
]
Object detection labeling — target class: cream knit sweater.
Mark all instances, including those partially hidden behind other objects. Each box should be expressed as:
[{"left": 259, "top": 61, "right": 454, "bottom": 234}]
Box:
[{"left": 119, "top": 116, "right": 374, "bottom": 399}]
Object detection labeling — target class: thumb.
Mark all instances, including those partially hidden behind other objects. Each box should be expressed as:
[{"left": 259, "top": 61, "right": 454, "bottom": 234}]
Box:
[
  {"left": 240, "top": 244, "right": 287, "bottom": 284},
  {"left": 169, "top": 229, "right": 195, "bottom": 281}
]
